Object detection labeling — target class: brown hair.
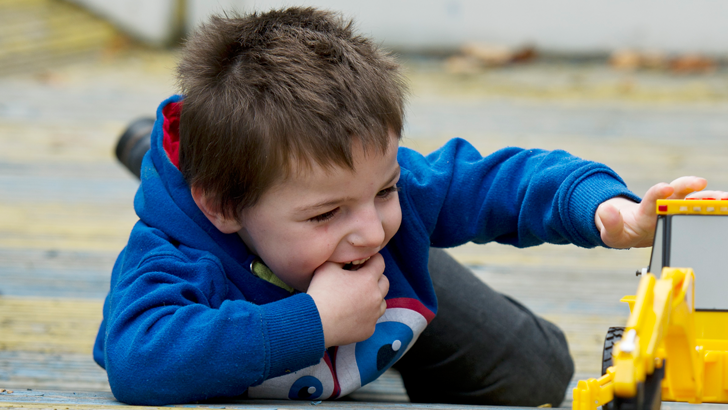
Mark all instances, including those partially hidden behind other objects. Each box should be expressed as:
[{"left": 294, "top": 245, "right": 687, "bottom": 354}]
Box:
[{"left": 177, "top": 7, "right": 407, "bottom": 220}]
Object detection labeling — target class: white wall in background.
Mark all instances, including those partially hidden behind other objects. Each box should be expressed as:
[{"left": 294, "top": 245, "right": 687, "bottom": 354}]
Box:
[
  {"left": 68, "top": 0, "right": 728, "bottom": 55},
  {"left": 186, "top": 0, "right": 247, "bottom": 34},
  {"left": 66, "top": 0, "right": 180, "bottom": 47}
]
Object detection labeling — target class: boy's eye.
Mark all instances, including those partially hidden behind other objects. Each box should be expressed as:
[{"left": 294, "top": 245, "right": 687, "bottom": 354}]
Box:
[
  {"left": 309, "top": 208, "right": 338, "bottom": 223},
  {"left": 376, "top": 185, "right": 400, "bottom": 199}
]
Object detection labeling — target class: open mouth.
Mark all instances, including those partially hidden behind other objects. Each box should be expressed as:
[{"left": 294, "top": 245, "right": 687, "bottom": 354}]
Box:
[{"left": 342, "top": 256, "right": 371, "bottom": 271}]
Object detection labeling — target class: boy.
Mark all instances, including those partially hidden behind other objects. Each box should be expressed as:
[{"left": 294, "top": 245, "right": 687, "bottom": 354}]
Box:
[{"left": 95, "top": 7, "right": 718, "bottom": 406}]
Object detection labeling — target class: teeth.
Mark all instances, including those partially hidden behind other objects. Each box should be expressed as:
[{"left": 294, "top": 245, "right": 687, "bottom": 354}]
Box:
[{"left": 350, "top": 257, "right": 370, "bottom": 265}]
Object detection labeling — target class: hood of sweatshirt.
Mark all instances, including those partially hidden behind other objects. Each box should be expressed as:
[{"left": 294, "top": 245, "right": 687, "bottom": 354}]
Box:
[{"left": 135, "top": 95, "right": 295, "bottom": 303}]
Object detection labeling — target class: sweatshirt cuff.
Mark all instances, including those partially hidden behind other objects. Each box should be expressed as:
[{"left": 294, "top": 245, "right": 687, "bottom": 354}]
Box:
[
  {"left": 262, "top": 293, "right": 325, "bottom": 379},
  {"left": 566, "top": 171, "right": 641, "bottom": 248}
]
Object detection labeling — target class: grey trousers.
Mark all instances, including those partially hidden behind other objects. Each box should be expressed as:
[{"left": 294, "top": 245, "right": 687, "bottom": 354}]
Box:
[{"left": 392, "top": 248, "right": 574, "bottom": 406}]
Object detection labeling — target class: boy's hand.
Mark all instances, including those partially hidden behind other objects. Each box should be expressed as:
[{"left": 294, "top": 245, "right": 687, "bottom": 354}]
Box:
[
  {"left": 595, "top": 176, "right": 727, "bottom": 249},
  {"left": 307, "top": 253, "right": 389, "bottom": 348}
]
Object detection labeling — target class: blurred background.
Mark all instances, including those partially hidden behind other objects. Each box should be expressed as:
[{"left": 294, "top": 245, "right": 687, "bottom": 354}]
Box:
[{"left": 1, "top": 0, "right": 727, "bottom": 405}]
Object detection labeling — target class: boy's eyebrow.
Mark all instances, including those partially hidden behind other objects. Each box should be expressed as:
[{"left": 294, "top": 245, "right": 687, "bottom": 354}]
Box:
[
  {"left": 294, "top": 196, "right": 355, "bottom": 215},
  {"left": 294, "top": 166, "right": 401, "bottom": 215},
  {"left": 382, "top": 165, "right": 401, "bottom": 188}
]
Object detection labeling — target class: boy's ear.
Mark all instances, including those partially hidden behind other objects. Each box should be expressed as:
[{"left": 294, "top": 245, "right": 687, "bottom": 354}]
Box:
[{"left": 191, "top": 185, "right": 243, "bottom": 234}]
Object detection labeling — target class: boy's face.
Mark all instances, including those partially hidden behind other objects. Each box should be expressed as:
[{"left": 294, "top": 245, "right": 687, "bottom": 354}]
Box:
[{"left": 237, "top": 132, "right": 402, "bottom": 292}]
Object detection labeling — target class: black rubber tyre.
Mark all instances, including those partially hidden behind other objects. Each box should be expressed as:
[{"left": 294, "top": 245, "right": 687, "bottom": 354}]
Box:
[
  {"left": 602, "top": 327, "right": 624, "bottom": 410},
  {"left": 602, "top": 326, "right": 625, "bottom": 376},
  {"left": 602, "top": 327, "right": 663, "bottom": 410}
]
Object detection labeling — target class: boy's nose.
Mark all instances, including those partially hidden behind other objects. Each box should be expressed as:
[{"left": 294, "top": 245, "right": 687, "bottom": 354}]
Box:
[{"left": 347, "top": 206, "right": 386, "bottom": 248}]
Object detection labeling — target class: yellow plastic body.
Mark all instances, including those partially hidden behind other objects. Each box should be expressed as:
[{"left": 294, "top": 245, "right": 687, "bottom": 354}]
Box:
[
  {"left": 573, "top": 268, "right": 702, "bottom": 410},
  {"left": 595, "top": 286, "right": 728, "bottom": 405},
  {"left": 573, "top": 199, "right": 728, "bottom": 410},
  {"left": 656, "top": 198, "right": 728, "bottom": 215},
  {"left": 573, "top": 368, "right": 615, "bottom": 410},
  {"left": 667, "top": 310, "right": 728, "bottom": 403}
]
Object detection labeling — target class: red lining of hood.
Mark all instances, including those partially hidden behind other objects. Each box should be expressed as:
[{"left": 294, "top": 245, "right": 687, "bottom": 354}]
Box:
[{"left": 162, "top": 101, "right": 182, "bottom": 169}]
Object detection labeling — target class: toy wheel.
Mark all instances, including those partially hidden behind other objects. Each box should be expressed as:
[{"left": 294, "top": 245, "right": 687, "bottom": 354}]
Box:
[
  {"left": 602, "top": 326, "right": 624, "bottom": 376},
  {"left": 602, "top": 327, "right": 663, "bottom": 410},
  {"left": 601, "top": 327, "right": 624, "bottom": 410}
]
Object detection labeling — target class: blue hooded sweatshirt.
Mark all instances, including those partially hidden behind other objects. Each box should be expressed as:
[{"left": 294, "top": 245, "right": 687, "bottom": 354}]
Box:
[{"left": 94, "top": 95, "right": 639, "bottom": 405}]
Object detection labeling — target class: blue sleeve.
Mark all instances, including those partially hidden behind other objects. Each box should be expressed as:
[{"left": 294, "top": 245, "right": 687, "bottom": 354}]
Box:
[
  {"left": 397, "top": 138, "right": 640, "bottom": 249},
  {"left": 101, "top": 240, "right": 325, "bottom": 405}
]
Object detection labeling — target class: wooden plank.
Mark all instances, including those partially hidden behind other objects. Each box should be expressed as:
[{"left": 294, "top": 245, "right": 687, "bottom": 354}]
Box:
[
  {"left": 0, "top": 202, "right": 136, "bottom": 252},
  {"left": 0, "top": 352, "right": 109, "bottom": 392},
  {"left": 0, "top": 0, "right": 120, "bottom": 76},
  {"left": 0, "top": 297, "right": 100, "bottom": 354},
  {"left": 0, "top": 249, "right": 115, "bottom": 299},
  {"left": 0, "top": 387, "right": 719, "bottom": 409},
  {"left": 1, "top": 40, "right": 728, "bottom": 408},
  {"left": 0, "top": 389, "right": 508, "bottom": 410}
]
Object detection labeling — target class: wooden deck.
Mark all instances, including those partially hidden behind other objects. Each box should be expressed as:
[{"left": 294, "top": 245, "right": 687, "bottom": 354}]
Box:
[{"left": 1, "top": 12, "right": 728, "bottom": 408}]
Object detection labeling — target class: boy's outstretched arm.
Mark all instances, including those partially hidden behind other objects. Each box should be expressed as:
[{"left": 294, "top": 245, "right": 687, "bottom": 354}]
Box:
[{"left": 596, "top": 176, "right": 728, "bottom": 248}]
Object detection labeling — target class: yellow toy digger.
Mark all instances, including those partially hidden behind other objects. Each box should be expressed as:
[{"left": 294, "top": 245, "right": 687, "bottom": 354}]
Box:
[{"left": 573, "top": 198, "right": 728, "bottom": 410}]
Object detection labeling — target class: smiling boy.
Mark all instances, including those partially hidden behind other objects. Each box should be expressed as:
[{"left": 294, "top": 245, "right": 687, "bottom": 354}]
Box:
[
  {"left": 94, "top": 7, "right": 719, "bottom": 406},
  {"left": 199, "top": 130, "right": 402, "bottom": 348}
]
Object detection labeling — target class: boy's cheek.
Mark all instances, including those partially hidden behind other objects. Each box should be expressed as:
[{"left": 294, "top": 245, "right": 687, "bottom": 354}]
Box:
[
  {"left": 376, "top": 207, "right": 402, "bottom": 252},
  {"left": 388, "top": 204, "right": 403, "bottom": 237}
]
